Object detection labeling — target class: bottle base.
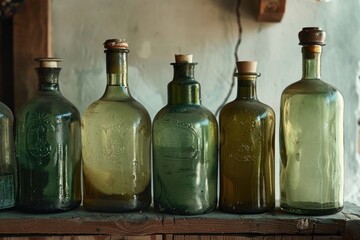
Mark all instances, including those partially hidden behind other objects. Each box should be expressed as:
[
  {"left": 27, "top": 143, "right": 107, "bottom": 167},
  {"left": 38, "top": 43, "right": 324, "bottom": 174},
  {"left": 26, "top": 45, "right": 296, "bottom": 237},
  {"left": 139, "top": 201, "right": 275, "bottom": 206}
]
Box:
[
  {"left": 154, "top": 202, "right": 216, "bottom": 215},
  {"left": 18, "top": 200, "right": 81, "bottom": 213},
  {"left": 280, "top": 202, "right": 343, "bottom": 215},
  {"left": 219, "top": 203, "right": 275, "bottom": 214},
  {"left": 83, "top": 198, "right": 150, "bottom": 213}
]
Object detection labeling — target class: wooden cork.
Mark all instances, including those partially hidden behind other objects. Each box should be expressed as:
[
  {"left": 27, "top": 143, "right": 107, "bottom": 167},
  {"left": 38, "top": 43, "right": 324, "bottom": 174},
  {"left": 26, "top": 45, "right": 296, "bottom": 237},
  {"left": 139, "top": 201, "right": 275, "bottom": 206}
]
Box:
[
  {"left": 236, "top": 61, "right": 257, "bottom": 73},
  {"left": 35, "top": 58, "right": 62, "bottom": 68},
  {"left": 175, "top": 54, "right": 193, "bottom": 63},
  {"left": 104, "top": 39, "right": 129, "bottom": 49}
]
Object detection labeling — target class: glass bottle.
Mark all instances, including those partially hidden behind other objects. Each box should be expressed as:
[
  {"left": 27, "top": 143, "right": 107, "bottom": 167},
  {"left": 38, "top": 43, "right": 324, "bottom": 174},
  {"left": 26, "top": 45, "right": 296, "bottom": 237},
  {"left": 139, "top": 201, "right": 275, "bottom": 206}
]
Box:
[
  {"left": 280, "top": 27, "right": 344, "bottom": 215},
  {"left": 82, "top": 39, "right": 151, "bottom": 212},
  {"left": 16, "top": 58, "right": 81, "bottom": 213},
  {"left": 219, "top": 61, "right": 275, "bottom": 213},
  {"left": 0, "top": 102, "right": 16, "bottom": 210},
  {"left": 153, "top": 54, "right": 218, "bottom": 215}
]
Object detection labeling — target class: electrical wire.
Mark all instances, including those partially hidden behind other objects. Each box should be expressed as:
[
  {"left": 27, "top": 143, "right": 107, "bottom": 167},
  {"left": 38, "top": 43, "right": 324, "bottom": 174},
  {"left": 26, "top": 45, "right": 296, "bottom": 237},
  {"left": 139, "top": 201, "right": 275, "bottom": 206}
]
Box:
[{"left": 215, "top": 0, "right": 242, "bottom": 117}]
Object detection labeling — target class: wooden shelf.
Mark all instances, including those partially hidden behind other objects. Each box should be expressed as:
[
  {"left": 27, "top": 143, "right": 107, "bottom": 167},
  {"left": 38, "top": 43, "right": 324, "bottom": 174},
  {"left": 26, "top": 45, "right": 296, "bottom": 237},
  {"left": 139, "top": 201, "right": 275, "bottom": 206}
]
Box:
[{"left": 0, "top": 202, "right": 359, "bottom": 239}]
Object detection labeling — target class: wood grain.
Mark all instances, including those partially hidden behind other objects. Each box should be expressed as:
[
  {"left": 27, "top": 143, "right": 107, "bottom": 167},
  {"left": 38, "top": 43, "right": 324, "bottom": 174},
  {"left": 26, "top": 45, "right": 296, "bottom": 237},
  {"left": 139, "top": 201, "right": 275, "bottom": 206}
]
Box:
[
  {"left": 0, "top": 203, "right": 358, "bottom": 238},
  {"left": 12, "top": 0, "right": 51, "bottom": 112}
]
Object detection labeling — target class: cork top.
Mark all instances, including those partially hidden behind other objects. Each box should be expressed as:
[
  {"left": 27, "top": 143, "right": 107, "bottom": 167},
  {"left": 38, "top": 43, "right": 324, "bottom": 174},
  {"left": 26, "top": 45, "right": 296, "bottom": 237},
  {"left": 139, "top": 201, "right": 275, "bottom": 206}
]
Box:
[
  {"left": 35, "top": 58, "right": 62, "bottom": 68},
  {"left": 175, "top": 54, "right": 193, "bottom": 63},
  {"left": 298, "top": 27, "right": 326, "bottom": 46},
  {"left": 236, "top": 61, "right": 257, "bottom": 73},
  {"left": 104, "top": 39, "right": 129, "bottom": 49}
]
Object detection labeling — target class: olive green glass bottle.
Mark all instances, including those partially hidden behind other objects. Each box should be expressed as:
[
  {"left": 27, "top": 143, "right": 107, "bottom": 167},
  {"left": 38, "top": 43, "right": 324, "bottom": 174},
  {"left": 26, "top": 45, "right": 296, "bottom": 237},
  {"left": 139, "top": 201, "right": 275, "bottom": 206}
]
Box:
[
  {"left": 280, "top": 27, "right": 344, "bottom": 215},
  {"left": 153, "top": 54, "right": 218, "bottom": 215},
  {"left": 219, "top": 61, "right": 275, "bottom": 213},
  {"left": 0, "top": 102, "right": 16, "bottom": 210},
  {"left": 82, "top": 39, "right": 151, "bottom": 212},
  {"left": 16, "top": 58, "right": 81, "bottom": 212}
]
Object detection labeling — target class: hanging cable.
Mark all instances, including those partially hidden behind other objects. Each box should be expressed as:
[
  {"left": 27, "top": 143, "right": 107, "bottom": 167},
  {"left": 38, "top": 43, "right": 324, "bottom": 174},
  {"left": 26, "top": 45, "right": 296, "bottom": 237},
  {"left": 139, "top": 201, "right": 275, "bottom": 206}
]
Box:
[{"left": 215, "top": 0, "right": 242, "bottom": 117}]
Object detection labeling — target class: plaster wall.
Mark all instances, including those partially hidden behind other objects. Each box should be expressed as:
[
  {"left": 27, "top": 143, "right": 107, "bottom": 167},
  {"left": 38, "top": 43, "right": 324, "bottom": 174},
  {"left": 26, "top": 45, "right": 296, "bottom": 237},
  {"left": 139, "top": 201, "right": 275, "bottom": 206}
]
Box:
[{"left": 52, "top": 0, "right": 360, "bottom": 204}]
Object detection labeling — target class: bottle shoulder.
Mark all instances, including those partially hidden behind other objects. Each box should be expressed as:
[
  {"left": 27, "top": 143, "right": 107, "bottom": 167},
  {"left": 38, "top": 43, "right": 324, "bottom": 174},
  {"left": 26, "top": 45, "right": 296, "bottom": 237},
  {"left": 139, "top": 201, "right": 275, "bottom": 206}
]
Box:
[
  {"left": 154, "top": 104, "right": 217, "bottom": 123},
  {"left": 17, "top": 92, "right": 80, "bottom": 120},
  {"left": 0, "top": 102, "right": 14, "bottom": 120},
  {"left": 83, "top": 99, "right": 151, "bottom": 122},
  {"left": 282, "top": 79, "right": 343, "bottom": 96},
  {"left": 221, "top": 99, "right": 275, "bottom": 116}
]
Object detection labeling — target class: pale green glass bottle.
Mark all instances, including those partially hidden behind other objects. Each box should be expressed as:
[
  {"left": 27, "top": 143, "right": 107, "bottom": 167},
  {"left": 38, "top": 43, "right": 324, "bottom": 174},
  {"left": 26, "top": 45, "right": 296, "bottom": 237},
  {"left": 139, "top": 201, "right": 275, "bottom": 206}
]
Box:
[
  {"left": 82, "top": 39, "right": 151, "bottom": 212},
  {"left": 0, "top": 102, "right": 16, "bottom": 210},
  {"left": 280, "top": 27, "right": 344, "bottom": 215},
  {"left": 16, "top": 58, "right": 82, "bottom": 213},
  {"left": 153, "top": 54, "right": 218, "bottom": 215},
  {"left": 219, "top": 61, "right": 275, "bottom": 213}
]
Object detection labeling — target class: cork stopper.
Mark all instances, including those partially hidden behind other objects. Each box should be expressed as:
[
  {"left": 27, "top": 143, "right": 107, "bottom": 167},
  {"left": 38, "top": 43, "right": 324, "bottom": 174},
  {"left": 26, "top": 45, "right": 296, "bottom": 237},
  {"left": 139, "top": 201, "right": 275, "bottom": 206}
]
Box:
[
  {"left": 175, "top": 54, "right": 193, "bottom": 63},
  {"left": 104, "top": 39, "right": 129, "bottom": 49},
  {"left": 236, "top": 61, "right": 257, "bottom": 73},
  {"left": 298, "top": 27, "right": 326, "bottom": 46},
  {"left": 35, "top": 58, "right": 62, "bottom": 68}
]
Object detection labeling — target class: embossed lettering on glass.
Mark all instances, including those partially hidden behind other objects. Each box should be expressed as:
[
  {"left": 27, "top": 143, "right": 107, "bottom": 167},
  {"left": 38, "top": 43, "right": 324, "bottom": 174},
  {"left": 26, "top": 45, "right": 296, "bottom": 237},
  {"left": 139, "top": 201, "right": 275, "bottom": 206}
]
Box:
[{"left": 16, "top": 58, "right": 81, "bottom": 212}]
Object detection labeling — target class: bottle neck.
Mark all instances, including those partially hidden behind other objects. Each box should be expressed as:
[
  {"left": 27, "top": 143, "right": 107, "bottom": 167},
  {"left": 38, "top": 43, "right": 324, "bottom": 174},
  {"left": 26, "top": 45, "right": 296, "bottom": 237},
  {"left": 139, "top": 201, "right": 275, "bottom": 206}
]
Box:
[
  {"left": 302, "top": 45, "right": 322, "bottom": 80},
  {"left": 36, "top": 68, "right": 61, "bottom": 91},
  {"left": 105, "top": 49, "right": 130, "bottom": 95},
  {"left": 168, "top": 63, "right": 201, "bottom": 105},
  {"left": 236, "top": 74, "right": 258, "bottom": 100}
]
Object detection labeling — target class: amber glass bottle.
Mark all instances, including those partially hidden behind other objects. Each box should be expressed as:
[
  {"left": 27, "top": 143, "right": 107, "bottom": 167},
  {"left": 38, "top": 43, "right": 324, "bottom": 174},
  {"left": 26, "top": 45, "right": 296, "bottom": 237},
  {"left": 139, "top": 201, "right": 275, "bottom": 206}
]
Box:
[
  {"left": 280, "top": 27, "right": 344, "bottom": 215},
  {"left": 16, "top": 58, "right": 81, "bottom": 212},
  {"left": 82, "top": 39, "right": 151, "bottom": 212},
  {"left": 153, "top": 54, "right": 218, "bottom": 215},
  {"left": 219, "top": 61, "right": 275, "bottom": 213}
]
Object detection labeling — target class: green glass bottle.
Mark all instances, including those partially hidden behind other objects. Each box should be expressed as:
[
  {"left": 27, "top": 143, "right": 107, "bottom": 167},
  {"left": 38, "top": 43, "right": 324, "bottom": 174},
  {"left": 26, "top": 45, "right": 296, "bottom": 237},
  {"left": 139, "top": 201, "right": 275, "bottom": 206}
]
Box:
[
  {"left": 219, "top": 61, "right": 275, "bottom": 213},
  {"left": 0, "top": 102, "right": 16, "bottom": 210},
  {"left": 280, "top": 27, "right": 344, "bottom": 215},
  {"left": 16, "top": 58, "right": 81, "bottom": 212},
  {"left": 153, "top": 54, "right": 218, "bottom": 215},
  {"left": 82, "top": 39, "right": 151, "bottom": 212}
]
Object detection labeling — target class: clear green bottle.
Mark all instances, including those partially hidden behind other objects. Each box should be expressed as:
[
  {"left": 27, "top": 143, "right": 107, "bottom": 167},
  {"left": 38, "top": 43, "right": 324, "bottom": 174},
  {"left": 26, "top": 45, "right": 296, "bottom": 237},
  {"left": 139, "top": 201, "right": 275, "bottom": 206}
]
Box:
[
  {"left": 153, "top": 54, "right": 218, "bottom": 215},
  {"left": 280, "top": 27, "right": 344, "bottom": 215},
  {"left": 16, "top": 58, "right": 81, "bottom": 212},
  {"left": 219, "top": 61, "right": 275, "bottom": 213},
  {"left": 0, "top": 102, "right": 16, "bottom": 210},
  {"left": 82, "top": 39, "right": 151, "bottom": 212}
]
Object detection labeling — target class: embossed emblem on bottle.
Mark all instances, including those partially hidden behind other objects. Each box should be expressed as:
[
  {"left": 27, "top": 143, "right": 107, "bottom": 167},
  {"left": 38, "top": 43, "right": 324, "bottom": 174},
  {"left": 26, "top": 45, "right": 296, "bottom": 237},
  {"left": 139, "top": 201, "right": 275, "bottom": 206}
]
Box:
[
  {"left": 102, "top": 122, "right": 126, "bottom": 165},
  {"left": 227, "top": 117, "right": 261, "bottom": 163},
  {"left": 157, "top": 120, "right": 200, "bottom": 160},
  {"left": 26, "top": 113, "right": 55, "bottom": 165}
]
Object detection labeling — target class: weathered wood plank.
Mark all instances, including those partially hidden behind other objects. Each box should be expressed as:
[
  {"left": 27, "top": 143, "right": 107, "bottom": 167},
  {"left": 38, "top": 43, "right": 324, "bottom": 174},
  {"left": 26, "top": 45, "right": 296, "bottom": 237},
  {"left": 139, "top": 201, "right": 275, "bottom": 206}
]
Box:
[
  {"left": 12, "top": 0, "right": 51, "bottom": 112},
  {"left": 0, "top": 203, "right": 357, "bottom": 237}
]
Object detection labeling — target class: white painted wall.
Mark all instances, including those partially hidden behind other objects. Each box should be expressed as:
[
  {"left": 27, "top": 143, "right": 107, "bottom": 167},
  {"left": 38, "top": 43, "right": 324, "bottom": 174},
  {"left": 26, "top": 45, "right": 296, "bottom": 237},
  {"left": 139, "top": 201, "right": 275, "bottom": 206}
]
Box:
[{"left": 52, "top": 0, "right": 360, "bottom": 205}]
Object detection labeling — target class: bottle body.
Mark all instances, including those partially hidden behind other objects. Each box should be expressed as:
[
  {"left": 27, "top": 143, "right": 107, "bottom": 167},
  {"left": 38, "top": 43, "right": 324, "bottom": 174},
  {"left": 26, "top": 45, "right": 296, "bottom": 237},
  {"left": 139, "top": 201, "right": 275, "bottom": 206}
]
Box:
[
  {"left": 0, "top": 102, "right": 16, "bottom": 210},
  {"left": 82, "top": 96, "right": 151, "bottom": 212},
  {"left": 82, "top": 40, "right": 151, "bottom": 212},
  {"left": 16, "top": 89, "right": 82, "bottom": 212},
  {"left": 280, "top": 79, "right": 344, "bottom": 215},
  {"left": 153, "top": 105, "right": 218, "bottom": 215},
  {"left": 219, "top": 80, "right": 275, "bottom": 213},
  {"left": 280, "top": 28, "right": 344, "bottom": 215}
]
